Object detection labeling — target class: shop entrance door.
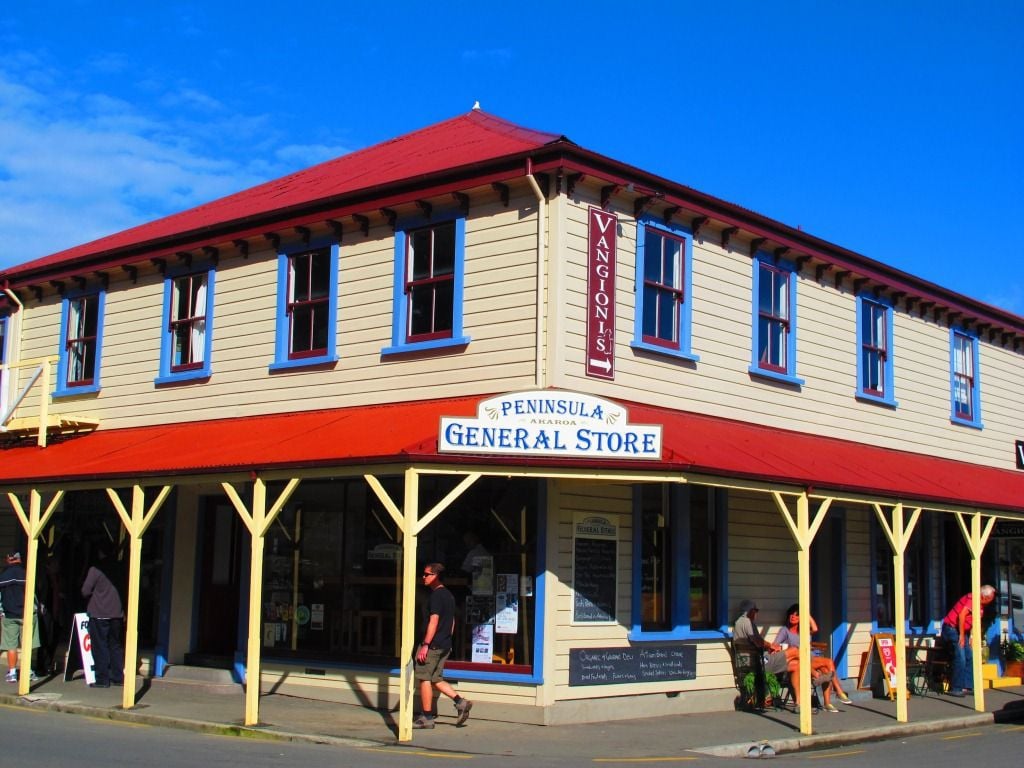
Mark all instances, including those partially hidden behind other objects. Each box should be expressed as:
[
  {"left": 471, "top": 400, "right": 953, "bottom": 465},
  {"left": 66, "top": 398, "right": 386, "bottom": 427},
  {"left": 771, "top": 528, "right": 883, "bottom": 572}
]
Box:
[
  {"left": 811, "top": 512, "right": 846, "bottom": 669},
  {"left": 193, "top": 499, "right": 243, "bottom": 662}
]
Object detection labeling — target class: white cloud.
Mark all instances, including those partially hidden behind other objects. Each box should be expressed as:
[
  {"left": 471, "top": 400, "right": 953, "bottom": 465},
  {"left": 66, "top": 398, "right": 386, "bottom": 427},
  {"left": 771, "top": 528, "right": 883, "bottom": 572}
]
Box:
[{"left": 0, "top": 61, "right": 353, "bottom": 270}]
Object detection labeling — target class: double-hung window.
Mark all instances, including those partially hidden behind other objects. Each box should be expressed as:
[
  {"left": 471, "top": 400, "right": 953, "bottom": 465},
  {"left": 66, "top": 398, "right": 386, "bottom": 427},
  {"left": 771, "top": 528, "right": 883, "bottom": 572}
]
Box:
[
  {"left": 950, "top": 329, "right": 982, "bottom": 428},
  {"left": 55, "top": 289, "right": 105, "bottom": 396},
  {"left": 749, "top": 254, "right": 803, "bottom": 386},
  {"left": 156, "top": 263, "right": 215, "bottom": 384},
  {"left": 631, "top": 483, "right": 726, "bottom": 640},
  {"left": 383, "top": 214, "right": 470, "bottom": 355},
  {"left": 271, "top": 241, "right": 339, "bottom": 371},
  {"left": 856, "top": 296, "right": 896, "bottom": 406},
  {"left": 630, "top": 217, "right": 698, "bottom": 361}
]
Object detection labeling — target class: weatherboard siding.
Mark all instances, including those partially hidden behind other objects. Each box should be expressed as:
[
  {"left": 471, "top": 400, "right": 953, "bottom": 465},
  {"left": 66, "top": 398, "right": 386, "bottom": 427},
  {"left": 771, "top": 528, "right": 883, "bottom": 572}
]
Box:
[
  {"left": 10, "top": 192, "right": 540, "bottom": 430},
  {"left": 550, "top": 186, "right": 1024, "bottom": 472}
]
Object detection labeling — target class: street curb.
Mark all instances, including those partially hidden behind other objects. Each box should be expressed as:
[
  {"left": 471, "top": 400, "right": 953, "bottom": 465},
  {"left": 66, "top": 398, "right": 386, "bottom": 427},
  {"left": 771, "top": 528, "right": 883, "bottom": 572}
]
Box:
[
  {"left": 0, "top": 693, "right": 388, "bottom": 750},
  {"left": 690, "top": 713, "right": 996, "bottom": 758}
]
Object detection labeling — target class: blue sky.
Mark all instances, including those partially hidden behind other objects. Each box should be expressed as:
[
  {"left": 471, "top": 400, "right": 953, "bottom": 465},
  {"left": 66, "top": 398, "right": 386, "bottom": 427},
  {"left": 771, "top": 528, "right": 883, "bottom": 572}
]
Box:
[{"left": 1, "top": 2, "right": 1021, "bottom": 315}]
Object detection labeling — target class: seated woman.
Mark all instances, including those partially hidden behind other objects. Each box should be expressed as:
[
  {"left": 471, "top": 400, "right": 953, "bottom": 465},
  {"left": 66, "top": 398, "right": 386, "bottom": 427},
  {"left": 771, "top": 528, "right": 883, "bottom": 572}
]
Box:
[{"left": 774, "top": 603, "right": 852, "bottom": 711}]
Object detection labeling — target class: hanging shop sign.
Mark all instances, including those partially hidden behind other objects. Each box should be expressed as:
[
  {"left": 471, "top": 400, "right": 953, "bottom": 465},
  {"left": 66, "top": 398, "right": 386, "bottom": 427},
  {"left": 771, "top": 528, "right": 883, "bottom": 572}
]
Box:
[
  {"left": 586, "top": 206, "right": 617, "bottom": 380},
  {"left": 439, "top": 390, "right": 662, "bottom": 460}
]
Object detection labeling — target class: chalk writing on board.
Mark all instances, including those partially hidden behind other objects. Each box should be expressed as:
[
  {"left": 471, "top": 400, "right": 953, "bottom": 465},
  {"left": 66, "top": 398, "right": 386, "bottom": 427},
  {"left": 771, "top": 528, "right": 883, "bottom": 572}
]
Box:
[
  {"left": 569, "top": 645, "right": 697, "bottom": 686},
  {"left": 573, "top": 537, "right": 616, "bottom": 622}
]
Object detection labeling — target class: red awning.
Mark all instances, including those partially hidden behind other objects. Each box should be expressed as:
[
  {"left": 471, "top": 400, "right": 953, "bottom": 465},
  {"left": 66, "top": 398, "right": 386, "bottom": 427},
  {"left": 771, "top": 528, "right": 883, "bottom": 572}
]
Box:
[{"left": 0, "top": 396, "right": 1021, "bottom": 514}]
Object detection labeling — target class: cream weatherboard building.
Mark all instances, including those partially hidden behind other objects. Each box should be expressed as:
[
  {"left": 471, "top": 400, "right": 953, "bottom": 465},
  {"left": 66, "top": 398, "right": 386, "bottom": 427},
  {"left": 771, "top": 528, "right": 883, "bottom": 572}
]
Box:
[{"left": 1, "top": 109, "right": 1023, "bottom": 739}]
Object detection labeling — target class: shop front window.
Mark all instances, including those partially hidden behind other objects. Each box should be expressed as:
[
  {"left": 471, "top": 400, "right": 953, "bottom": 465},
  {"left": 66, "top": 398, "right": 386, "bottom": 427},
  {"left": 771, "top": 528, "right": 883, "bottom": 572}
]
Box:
[
  {"left": 634, "top": 483, "right": 724, "bottom": 638},
  {"left": 261, "top": 476, "right": 539, "bottom": 674},
  {"left": 872, "top": 515, "right": 930, "bottom": 629}
]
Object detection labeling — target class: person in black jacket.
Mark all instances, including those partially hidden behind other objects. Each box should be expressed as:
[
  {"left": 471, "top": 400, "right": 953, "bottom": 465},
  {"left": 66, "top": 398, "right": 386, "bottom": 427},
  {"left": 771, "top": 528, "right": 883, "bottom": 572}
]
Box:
[
  {"left": 0, "top": 552, "right": 39, "bottom": 684},
  {"left": 81, "top": 552, "right": 125, "bottom": 688}
]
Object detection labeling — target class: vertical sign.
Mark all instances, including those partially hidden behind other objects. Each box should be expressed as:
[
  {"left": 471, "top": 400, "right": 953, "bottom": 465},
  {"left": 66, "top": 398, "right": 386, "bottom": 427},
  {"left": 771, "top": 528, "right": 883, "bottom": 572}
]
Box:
[
  {"left": 1016, "top": 440, "right": 1024, "bottom": 469},
  {"left": 586, "top": 207, "right": 617, "bottom": 379},
  {"left": 572, "top": 513, "right": 618, "bottom": 623}
]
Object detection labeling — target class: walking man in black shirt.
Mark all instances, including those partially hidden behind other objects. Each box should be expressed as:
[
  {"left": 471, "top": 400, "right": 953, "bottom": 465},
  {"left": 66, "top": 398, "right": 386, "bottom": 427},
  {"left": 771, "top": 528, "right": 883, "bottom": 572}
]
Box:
[{"left": 413, "top": 563, "right": 473, "bottom": 728}]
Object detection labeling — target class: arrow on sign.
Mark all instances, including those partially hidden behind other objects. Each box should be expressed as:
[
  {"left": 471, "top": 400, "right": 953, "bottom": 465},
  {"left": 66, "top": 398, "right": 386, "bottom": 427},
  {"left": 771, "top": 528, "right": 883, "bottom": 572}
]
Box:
[{"left": 588, "top": 358, "right": 612, "bottom": 372}]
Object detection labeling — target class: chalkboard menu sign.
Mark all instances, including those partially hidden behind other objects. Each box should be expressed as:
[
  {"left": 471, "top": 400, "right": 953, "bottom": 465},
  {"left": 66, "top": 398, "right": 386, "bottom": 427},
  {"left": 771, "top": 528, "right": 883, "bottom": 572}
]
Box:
[
  {"left": 572, "top": 514, "right": 618, "bottom": 623},
  {"left": 569, "top": 645, "right": 697, "bottom": 686}
]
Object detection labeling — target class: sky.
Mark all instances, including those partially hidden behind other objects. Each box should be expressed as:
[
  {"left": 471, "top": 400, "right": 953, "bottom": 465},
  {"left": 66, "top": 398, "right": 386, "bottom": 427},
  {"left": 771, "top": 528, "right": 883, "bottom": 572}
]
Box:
[{"left": 1, "top": 1, "right": 1021, "bottom": 315}]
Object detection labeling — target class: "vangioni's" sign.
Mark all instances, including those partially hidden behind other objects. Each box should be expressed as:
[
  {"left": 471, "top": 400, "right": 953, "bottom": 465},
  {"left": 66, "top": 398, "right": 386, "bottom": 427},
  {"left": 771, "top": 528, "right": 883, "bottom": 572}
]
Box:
[{"left": 439, "top": 390, "right": 662, "bottom": 460}]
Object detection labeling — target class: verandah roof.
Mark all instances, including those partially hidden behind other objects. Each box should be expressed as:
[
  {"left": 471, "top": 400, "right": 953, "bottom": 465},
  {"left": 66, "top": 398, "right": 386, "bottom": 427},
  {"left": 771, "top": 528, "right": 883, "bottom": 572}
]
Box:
[{"left": 1, "top": 395, "right": 1021, "bottom": 515}]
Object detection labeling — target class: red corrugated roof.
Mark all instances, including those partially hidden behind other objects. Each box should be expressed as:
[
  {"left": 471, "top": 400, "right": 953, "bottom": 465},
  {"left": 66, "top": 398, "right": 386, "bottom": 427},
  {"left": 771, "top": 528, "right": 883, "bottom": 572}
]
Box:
[
  {"left": 4, "top": 110, "right": 565, "bottom": 277},
  {"left": 1, "top": 397, "right": 1021, "bottom": 514}
]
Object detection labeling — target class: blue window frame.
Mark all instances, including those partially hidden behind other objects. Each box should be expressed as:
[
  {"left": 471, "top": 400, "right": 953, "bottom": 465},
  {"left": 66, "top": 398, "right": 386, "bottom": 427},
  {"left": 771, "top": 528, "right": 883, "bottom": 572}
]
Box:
[
  {"left": 950, "top": 328, "right": 982, "bottom": 428},
  {"left": 156, "top": 262, "right": 215, "bottom": 385},
  {"left": 55, "top": 288, "right": 106, "bottom": 396},
  {"left": 270, "top": 240, "right": 339, "bottom": 371},
  {"left": 630, "top": 217, "right": 698, "bottom": 362},
  {"left": 856, "top": 295, "right": 897, "bottom": 407},
  {"left": 383, "top": 213, "right": 470, "bottom": 355},
  {"left": 630, "top": 483, "right": 728, "bottom": 641},
  {"left": 749, "top": 253, "right": 803, "bottom": 386}
]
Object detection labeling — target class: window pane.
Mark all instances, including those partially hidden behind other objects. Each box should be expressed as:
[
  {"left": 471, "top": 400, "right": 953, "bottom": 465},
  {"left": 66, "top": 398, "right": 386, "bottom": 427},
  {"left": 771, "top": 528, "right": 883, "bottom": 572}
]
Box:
[
  {"left": 291, "top": 305, "right": 314, "bottom": 352},
  {"left": 310, "top": 249, "right": 331, "bottom": 300},
  {"left": 411, "top": 230, "right": 432, "bottom": 280},
  {"left": 663, "top": 237, "right": 680, "bottom": 287},
  {"left": 409, "top": 285, "right": 432, "bottom": 336},
  {"left": 640, "top": 484, "right": 671, "bottom": 632},
  {"left": 688, "top": 485, "right": 714, "bottom": 630},
  {"left": 432, "top": 222, "right": 455, "bottom": 275},
  {"left": 642, "top": 285, "right": 658, "bottom": 336},
  {"left": 644, "top": 230, "right": 663, "bottom": 282},
  {"left": 292, "top": 254, "right": 312, "bottom": 301},
  {"left": 656, "top": 291, "right": 676, "bottom": 342},
  {"left": 434, "top": 281, "right": 454, "bottom": 333}
]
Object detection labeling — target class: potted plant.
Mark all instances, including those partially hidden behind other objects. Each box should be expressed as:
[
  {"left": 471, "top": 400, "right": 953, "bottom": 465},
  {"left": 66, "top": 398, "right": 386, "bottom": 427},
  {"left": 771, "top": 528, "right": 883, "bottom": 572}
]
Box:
[
  {"left": 742, "top": 670, "right": 782, "bottom": 708},
  {"left": 1001, "top": 638, "right": 1024, "bottom": 678}
]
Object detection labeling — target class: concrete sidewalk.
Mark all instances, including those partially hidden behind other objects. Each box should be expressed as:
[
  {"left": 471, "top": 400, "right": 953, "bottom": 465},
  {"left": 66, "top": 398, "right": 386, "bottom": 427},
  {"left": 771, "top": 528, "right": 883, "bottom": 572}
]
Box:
[{"left": 3, "top": 673, "right": 1023, "bottom": 759}]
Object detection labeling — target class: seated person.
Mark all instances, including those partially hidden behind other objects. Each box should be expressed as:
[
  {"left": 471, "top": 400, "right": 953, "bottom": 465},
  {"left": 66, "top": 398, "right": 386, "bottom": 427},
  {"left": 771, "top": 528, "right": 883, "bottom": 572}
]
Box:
[
  {"left": 733, "top": 599, "right": 789, "bottom": 679},
  {"left": 774, "top": 603, "right": 850, "bottom": 711}
]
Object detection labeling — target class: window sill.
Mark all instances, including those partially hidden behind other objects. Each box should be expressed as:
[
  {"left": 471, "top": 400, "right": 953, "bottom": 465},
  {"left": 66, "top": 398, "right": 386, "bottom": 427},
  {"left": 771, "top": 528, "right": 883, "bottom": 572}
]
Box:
[
  {"left": 630, "top": 340, "right": 699, "bottom": 363},
  {"left": 52, "top": 383, "right": 101, "bottom": 398},
  {"left": 628, "top": 628, "right": 727, "bottom": 642},
  {"left": 381, "top": 335, "right": 470, "bottom": 356},
  {"left": 855, "top": 392, "right": 898, "bottom": 409},
  {"left": 155, "top": 369, "right": 211, "bottom": 386},
  {"left": 950, "top": 415, "right": 984, "bottom": 430},
  {"left": 748, "top": 366, "right": 805, "bottom": 388},
  {"left": 269, "top": 354, "right": 339, "bottom": 373}
]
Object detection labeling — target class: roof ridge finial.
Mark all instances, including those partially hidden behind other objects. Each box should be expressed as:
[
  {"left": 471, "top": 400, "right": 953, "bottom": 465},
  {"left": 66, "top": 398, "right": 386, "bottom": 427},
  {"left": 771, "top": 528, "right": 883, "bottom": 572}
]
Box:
[{"left": 472, "top": 100, "right": 481, "bottom": 110}]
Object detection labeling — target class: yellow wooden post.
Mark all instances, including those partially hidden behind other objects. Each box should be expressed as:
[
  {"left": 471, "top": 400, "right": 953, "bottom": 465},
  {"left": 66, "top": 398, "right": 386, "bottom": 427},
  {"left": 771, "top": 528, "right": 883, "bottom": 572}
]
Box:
[
  {"left": 222, "top": 477, "right": 299, "bottom": 727},
  {"left": 954, "top": 511, "right": 996, "bottom": 713},
  {"left": 873, "top": 503, "right": 921, "bottom": 722},
  {"left": 7, "top": 489, "right": 63, "bottom": 695},
  {"left": 398, "top": 468, "right": 420, "bottom": 743},
  {"left": 773, "top": 490, "right": 830, "bottom": 737},
  {"left": 245, "top": 478, "right": 267, "bottom": 726},
  {"left": 107, "top": 485, "right": 172, "bottom": 710}
]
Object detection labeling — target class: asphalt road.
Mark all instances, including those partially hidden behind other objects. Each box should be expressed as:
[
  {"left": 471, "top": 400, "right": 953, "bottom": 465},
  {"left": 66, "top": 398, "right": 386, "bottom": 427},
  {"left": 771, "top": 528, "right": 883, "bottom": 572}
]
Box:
[{"left": 1, "top": 702, "right": 1022, "bottom": 767}]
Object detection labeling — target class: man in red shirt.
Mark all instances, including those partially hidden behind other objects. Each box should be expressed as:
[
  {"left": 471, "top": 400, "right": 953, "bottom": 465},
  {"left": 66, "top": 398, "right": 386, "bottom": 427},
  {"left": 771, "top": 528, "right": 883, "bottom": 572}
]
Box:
[{"left": 940, "top": 584, "right": 996, "bottom": 697}]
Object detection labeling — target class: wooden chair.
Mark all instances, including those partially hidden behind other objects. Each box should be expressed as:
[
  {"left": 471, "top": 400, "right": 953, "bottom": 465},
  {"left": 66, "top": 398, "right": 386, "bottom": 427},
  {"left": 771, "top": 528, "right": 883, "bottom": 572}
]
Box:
[{"left": 731, "top": 641, "right": 773, "bottom": 711}]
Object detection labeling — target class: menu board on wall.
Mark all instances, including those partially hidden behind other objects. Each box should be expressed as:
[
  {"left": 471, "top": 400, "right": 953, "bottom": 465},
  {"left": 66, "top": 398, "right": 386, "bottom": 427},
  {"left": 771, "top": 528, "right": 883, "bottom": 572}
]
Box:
[
  {"left": 572, "top": 514, "right": 618, "bottom": 623},
  {"left": 569, "top": 645, "right": 697, "bottom": 686}
]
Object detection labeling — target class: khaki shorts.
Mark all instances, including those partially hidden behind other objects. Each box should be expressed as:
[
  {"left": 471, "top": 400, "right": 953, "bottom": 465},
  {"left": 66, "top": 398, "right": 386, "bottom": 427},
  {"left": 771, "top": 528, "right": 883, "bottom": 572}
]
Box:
[
  {"left": 414, "top": 647, "right": 451, "bottom": 684},
  {"left": 0, "top": 617, "right": 41, "bottom": 651}
]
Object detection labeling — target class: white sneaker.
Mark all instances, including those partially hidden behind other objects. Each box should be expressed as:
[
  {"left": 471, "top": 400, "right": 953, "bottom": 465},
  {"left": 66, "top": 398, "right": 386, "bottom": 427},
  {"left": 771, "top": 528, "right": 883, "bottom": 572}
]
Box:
[{"left": 5, "top": 671, "right": 16, "bottom": 683}]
